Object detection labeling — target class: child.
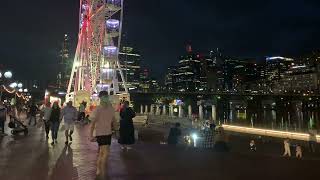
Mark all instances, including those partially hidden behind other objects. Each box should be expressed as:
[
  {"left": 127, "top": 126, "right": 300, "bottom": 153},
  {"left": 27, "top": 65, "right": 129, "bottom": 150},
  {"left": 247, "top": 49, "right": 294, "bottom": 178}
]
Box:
[
  {"left": 250, "top": 140, "right": 256, "bottom": 152},
  {"left": 296, "top": 144, "right": 302, "bottom": 159},
  {"left": 283, "top": 138, "right": 291, "bottom": 157}
]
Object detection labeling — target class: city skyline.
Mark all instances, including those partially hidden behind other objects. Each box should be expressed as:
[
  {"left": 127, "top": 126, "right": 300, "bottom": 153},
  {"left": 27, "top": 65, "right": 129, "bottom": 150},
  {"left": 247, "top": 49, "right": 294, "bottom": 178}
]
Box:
[{"left": 1, "top": 0, "right": 320, "bottom": 80}]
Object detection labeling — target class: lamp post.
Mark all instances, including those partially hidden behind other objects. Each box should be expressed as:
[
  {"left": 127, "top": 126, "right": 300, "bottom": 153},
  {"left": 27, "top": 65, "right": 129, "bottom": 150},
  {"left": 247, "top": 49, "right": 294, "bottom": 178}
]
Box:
[{"left": 0, "top": 71, "right": 13, "bottom": 101}]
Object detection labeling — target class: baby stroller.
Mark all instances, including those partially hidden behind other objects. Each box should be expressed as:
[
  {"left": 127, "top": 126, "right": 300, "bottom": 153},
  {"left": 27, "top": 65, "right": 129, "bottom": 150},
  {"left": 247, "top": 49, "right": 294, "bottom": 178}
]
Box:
[{"left": 8, "top": 116, "right": 28, "bottom": 136}]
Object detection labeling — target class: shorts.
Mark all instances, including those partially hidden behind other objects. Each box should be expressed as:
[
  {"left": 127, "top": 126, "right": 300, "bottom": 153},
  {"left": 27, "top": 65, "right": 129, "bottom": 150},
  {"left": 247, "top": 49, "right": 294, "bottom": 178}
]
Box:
[
  {"left": 64, "top": 123, "right": 74, "bottom": 131},
  {"left": 96, "top": 135, "right": 112, "bottom": 146}
]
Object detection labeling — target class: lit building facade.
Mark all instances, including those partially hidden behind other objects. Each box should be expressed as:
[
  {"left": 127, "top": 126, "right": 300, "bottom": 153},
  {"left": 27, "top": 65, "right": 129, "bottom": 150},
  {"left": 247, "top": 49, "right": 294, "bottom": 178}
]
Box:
[
  {"left": 119, "top": 47, "right": 141, "bottom": 91},
  {"left": 57, "top": 34, "right": 73, "bottom": 89}
]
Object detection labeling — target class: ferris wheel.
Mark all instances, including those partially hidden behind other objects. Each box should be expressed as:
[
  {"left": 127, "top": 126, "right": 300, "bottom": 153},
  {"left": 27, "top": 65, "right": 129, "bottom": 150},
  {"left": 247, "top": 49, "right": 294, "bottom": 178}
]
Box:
[{"left": 67, "top": 0, "right": 128, "bottom": 99}]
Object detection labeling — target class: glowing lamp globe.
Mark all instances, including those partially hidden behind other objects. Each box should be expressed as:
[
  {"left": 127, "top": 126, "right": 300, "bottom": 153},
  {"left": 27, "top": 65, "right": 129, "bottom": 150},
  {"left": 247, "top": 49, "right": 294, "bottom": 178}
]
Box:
[
  {"left": 0, "top": 72, "right": 2, "bottom": 78},
  {"left": 17, "top": 83, "right": 23, "bottom": 88},
  {"left": 10, "top": 82, "right": 17, "bottom": 88},
  {"left": 4, "top": 71, "right": 12, "bottom": 79}
]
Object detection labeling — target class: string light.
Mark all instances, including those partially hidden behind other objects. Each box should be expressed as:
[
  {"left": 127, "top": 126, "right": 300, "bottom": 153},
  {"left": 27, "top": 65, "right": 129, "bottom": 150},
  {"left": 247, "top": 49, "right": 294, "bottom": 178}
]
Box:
[
  {"left": 2, "top": 85, "right": 16, "bottom": 94},
  {"left": 2, "top": 85, "right": 28, "bottom": 101}
]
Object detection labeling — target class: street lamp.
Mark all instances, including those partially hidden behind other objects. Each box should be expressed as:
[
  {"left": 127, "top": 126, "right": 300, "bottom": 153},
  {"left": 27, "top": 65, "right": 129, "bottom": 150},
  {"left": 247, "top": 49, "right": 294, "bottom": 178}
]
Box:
[
  {"left": 4, "top": 71, "right": 13, "bottom": 79},
  {"left": 0, "top": 71, "right": 13, "bottom": 101},
  {"left": 10, "top": 82, "right": 17, "bottom": 88},
  {"left": 17, "top": 83, "right": 23, "bottom": 88}
]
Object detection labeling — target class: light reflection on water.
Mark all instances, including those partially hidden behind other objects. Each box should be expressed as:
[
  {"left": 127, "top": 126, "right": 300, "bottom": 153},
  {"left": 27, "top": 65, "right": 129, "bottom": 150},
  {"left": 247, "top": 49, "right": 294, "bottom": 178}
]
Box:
[{"left": 223, "top": 109, "right": 317, "bottom": 132}]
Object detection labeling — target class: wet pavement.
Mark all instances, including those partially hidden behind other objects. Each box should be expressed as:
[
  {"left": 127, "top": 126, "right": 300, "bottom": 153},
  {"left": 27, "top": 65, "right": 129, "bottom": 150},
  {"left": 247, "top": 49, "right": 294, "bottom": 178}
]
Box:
[{"left": 0, "top": 117, "right": 319, "bottom": 180}]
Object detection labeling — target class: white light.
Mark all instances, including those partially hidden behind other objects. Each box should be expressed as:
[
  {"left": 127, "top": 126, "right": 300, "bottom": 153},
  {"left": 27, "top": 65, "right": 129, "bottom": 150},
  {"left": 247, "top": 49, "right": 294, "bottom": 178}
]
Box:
[
  {"left": 18, "top": 88, "right": 23, "bottom": 92},
  {"left": 4, "top": 71, "right": 12, "bottom": 79},
  {"left": 222, "top": 124, "right": 320, "bottom": 142},
  {"left": 10, "top": 82, "right": 17, "bottom": 88},
  {"left": 192, "top": 133, "right": 198, "bottom": 140},
  {"left": 0, "top": 72, "right": 2, "bottom": 78},
  {"left": 23, "top": 89, "right": 28, "bottom": 92},
  {"left": 17, "top": 83, "right": 23, "bottom": 88}
]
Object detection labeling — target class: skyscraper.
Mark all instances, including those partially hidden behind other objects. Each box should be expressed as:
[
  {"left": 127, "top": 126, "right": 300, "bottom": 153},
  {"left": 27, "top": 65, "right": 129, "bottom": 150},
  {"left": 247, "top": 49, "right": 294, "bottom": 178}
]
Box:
[
  {"left": 119, "top": 47, "right": 141, "bottom": 91},
  {"left": 57, "top": 34, "right": 72, "bottom": 89}
]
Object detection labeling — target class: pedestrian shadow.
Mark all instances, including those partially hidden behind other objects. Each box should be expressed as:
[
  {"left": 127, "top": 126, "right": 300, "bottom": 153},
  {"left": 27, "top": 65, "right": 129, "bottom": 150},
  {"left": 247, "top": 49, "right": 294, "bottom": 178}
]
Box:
[
  {"left": 50, "top": 145, "right": 79, "bottom": 180},
  {"left": 27, "top": 145, "right": 50, "bottom": 180}
]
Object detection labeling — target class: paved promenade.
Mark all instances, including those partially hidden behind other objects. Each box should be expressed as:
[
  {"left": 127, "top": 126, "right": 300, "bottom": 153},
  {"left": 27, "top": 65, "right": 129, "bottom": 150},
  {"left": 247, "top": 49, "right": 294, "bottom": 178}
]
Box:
[{"left": 0, "top": 119, "right": 319, "bottom": 180}]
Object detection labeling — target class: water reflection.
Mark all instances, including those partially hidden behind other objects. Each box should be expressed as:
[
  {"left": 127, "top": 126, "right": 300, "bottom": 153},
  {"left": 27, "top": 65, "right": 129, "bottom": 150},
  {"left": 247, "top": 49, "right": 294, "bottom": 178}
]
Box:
[{"left": 223, "top": 108, "right": 317, "bottom": 132}]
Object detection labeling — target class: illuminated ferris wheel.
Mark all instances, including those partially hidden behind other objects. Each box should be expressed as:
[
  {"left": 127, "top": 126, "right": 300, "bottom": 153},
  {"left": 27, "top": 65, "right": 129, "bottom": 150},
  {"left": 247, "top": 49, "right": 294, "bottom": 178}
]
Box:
[{"left": 67, "top": 0, "right": 128, "bottom": 99}]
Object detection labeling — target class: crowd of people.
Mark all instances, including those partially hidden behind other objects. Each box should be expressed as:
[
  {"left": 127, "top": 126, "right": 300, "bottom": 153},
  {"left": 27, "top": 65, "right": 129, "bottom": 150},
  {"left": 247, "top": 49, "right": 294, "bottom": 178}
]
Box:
[{"left": 1, "top": 92, "right": 319, "bottom": 179}]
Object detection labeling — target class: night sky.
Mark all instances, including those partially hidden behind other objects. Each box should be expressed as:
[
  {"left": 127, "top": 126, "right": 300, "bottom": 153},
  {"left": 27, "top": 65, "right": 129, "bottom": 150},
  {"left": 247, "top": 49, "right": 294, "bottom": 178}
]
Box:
[{"left": 1, "top": 0, "right": 320, "bottom": 81}]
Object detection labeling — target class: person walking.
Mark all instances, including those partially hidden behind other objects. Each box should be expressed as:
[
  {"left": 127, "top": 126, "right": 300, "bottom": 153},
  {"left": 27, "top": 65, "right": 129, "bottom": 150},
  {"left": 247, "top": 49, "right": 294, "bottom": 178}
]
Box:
[
  {"left": 118, "top": 101, "right": 136, "bottom": 150},
  {"left": 50, "top": 102, "right": 61, "bottom": 145},
  {"left": 28, "top": 103, "right": 38, "bottom": 126},
  {"left": 283, "top": 138, "right": 291, "bottom": 157},
  {"left": 0, "top": 101, "right": 7, "bottom": 135},
  {"left": 41, "top": 102, "right": 52, "bottom": 139},
  {"left": 78, "top": 101, "right": 86, "bottom": 122},
  {"left": 89, "top": 91, "right": 116, "bottom": 179},
  {"left": 61, "top": 101, "right": 77, "bottom": 145}
]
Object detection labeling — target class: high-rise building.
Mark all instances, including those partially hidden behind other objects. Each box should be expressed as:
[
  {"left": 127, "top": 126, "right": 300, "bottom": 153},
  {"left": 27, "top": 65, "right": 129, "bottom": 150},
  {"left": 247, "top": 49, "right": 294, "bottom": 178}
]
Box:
[
  {"left": 165, "top": 66, "right": 178, "bottom": 91},
  {"left": 57, "top": 34, "right": 73, "bottom": 89},
  {"left": 175, "top": 53, "right": 202, "bottom": 92},
  {"left": 164, "top": 47, "right": 225, "bottom": 92},
  {"left": 119, "top": 47, "right": 141, "bottom": 91},
  {"left": 265, "top": 56, "right": 294, "bottom": 81}
]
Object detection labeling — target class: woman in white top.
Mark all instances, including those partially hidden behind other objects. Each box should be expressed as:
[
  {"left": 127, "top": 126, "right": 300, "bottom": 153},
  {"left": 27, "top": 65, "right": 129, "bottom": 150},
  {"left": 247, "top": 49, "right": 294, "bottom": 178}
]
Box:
[{"left": 90, "top": 91, "right": 115, "bottom": 179}]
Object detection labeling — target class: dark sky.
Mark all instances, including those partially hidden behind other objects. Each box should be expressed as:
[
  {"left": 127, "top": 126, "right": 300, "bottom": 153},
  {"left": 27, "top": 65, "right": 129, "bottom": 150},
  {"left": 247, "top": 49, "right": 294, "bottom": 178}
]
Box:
[{"left": 1, "top": 0, "right": 320, "bottom": 80}]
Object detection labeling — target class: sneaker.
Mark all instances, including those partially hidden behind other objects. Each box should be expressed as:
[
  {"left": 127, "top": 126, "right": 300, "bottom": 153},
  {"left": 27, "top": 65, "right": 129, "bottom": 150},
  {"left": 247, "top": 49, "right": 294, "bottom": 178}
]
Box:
[
  {"left": 121, "top": 146, "right": 126, "bottom": 150},
  {"left": 126, "top": 146, "right": 132, "bottom": 150}
]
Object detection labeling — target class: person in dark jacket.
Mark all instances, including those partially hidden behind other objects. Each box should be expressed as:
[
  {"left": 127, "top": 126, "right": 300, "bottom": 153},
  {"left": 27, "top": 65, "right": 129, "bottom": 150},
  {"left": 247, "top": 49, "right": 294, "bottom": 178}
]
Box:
[
  {"left": 167, "top": 123, "right": 182, "bottom": 145},
  {"left": 50, "top": 102, "right": 61, "bottom": 145},
  {"left": 28, "top": 103, "right": 38, "bottom": 126},
  {"left": 118, "top": 101, "right": 136, "bottom": 150}
]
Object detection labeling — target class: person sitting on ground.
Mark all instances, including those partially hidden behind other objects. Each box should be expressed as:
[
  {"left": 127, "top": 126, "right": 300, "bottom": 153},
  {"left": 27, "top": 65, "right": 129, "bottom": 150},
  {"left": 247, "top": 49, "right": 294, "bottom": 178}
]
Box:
[
  {"left": 296, "top": 144, "right": 302, "bottom": 159},
  {"left": 202, "top": 123, "right": 215, "bottom": 148},
  {"left": 167, "top": 123, "right": 182, "bottom": 145},
  {"left": 214, "top": 126, "right": 229, "bottom": 152},
  {"left": 249, "top": 140, "right": 256, "bottom": 152}
]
